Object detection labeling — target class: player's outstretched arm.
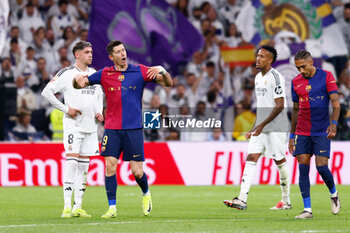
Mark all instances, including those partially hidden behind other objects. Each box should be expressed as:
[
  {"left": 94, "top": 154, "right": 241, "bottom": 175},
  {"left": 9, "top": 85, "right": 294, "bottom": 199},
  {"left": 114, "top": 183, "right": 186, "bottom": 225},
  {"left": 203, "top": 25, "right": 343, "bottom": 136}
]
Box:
[
  {"left": 147, "top": 66, "right": 173, "bottom": 87},
  {"left": 327, "top": 93, "right": 340, "bottom": 139},
  {"left": 73, "top": 73, "right": 90, "bottom": 89},
  {"left": 289, "top": 102, "right": 299, "bottom": 154}
]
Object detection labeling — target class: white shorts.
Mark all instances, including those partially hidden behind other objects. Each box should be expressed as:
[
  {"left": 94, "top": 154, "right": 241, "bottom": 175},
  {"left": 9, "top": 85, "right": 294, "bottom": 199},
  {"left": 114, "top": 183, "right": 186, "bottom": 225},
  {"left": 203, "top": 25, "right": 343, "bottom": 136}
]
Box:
[
  {"left": 63, "top": 129, "right": 100, "bottom": 156},
  {"left": 247, "top": 132, "right": 287, "bottom": 161}
]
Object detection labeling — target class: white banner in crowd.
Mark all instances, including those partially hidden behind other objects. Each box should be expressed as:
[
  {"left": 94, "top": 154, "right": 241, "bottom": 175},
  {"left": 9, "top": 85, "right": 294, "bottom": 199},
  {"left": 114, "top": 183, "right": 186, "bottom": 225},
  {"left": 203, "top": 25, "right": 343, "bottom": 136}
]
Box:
[{"left": 0, "top": 0, "right": 9, "bottom": 55}]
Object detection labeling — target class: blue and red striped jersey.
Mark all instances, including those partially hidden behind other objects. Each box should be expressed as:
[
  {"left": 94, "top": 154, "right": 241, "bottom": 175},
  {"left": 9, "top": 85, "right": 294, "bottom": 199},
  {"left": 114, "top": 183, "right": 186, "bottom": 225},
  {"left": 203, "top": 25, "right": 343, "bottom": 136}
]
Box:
[
  {"left": 291, "top": 68, "right": 338, "bottom": 136},
  {"left": 88, "top": 64, "right": 153, "bottom": 129}
]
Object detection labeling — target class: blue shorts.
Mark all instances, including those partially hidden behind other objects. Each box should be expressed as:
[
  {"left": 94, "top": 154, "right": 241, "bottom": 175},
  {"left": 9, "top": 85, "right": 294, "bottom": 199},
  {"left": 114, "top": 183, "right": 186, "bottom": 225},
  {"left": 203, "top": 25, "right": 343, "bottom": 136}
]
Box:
[
  {"left": 100, "top": 129, "right": 145, "bottom": 161},
  {"left": 293, "top": 135, "right": 330, "bottom": 158}
]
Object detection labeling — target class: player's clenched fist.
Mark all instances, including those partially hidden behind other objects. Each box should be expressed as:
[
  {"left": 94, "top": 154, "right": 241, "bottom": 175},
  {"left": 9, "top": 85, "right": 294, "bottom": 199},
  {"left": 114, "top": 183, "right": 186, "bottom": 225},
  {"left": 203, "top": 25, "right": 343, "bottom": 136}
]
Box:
[
  {"left": 288, "top": 139, "right": 294, "bottom": 154},
  {"left": 95, "top": 113, "right": 104, "bottom": 123}
]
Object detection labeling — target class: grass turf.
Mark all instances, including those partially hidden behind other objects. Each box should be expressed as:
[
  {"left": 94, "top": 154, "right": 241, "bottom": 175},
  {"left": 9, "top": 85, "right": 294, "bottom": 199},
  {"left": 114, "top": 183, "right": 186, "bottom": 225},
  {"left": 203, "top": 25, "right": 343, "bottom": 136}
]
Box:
[{"left": 0, "top": 185, "right": 349, "bottom": 232}]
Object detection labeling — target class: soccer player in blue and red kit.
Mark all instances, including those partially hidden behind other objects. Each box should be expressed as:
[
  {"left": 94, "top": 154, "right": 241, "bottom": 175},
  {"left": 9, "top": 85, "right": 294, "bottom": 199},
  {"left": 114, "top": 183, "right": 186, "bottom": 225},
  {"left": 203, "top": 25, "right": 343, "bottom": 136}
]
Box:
[
  {"left": 74, "top": 40, "right": 173, "bottom": 218},
  {"left": 289, "top": 50, "right": 341, "bottom": 219}
]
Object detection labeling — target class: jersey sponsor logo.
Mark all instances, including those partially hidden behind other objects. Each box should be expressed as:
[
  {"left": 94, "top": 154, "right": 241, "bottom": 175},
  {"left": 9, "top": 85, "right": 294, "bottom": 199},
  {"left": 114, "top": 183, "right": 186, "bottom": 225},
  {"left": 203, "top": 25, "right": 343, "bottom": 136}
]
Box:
[
  {"left": 107, "top": 72, "right": 113, "bottom": 75},
  {"left": 305, "top": 85, "right": 311, "bottom": 92},
  {"left": 143, "top": 110, "right": 161, "bottom": 129},
  {"left": 274, "top": 85, "right": 283, "bottom": 94},
  {"left": 108, "top": 87, "right": 118, "bottom": 91},
  {"left": 256, "top": 87, "right": 267, "bottom": 96},
  {"left": 299, "top": 95, "right": 325, "bottom": 102},
  {"left": 108, "top": 86, "right": 137, "bottom": 92},
  {"left": 118, "top": 75, "right": 125, "bottom": 81}
]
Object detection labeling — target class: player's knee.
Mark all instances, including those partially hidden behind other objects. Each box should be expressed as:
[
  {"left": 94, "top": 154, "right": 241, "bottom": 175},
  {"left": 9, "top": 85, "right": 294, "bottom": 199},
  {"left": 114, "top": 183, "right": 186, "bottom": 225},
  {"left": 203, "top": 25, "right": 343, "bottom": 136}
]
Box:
[
  {"left": 105, "top": 163, "right": 117, "bottom": 176},
  {"left": 315, "top": 156, "right": 328, "bottom": 167},
  {"left": 132, "top": 170, "right": 143, "bottom": 179},
  {"left": 246, "top": 153, "right": 260, "bottom": 162}
]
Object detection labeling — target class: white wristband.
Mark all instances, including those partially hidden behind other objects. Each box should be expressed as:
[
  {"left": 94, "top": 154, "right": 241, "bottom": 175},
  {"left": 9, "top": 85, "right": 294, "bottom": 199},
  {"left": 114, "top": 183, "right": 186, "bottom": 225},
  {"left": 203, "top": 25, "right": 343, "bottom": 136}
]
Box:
[{"left": 156, "top": 66, "right": 166, "bottom": 75}]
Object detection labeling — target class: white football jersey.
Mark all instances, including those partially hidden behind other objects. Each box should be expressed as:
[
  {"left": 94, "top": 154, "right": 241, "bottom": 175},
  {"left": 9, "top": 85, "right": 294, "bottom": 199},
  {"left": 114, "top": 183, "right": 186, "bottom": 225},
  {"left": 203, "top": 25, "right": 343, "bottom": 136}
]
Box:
[
  {"left": 254, "top": 68, "right": 289, "bottom": 132},
  {"left": 42, "top": 65, "right": 103, "bottom": 133}
]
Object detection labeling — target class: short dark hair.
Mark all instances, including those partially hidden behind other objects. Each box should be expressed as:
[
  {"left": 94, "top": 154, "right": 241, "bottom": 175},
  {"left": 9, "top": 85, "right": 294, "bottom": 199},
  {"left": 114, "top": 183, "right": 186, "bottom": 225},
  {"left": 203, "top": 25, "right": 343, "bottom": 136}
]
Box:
[
  {"left": 206, "top": 61, "right": 215, "bottom": 68},
  {"left": 26, "top": 46, "right": 34, "bottom": 52},
  {"left": 294, "top": 49, "right": 312, "bottom": 61},
  {"left": 345, "top": 3, "right": 350, "bottom": 9},
  {"left": 106, "top": 40, "right": 123, "bottom": 55},
  {"left": 260, "top": 45, "right": 277, "bottom": 64},
  {"left": 58, "top": 0, "right": 68, "bottom": 6},
  {"left": 72, "top": 41, "right": 92, "bottom": 57},
  {"left": 10, "top": 38, "right": 18, "bottom": 44}
]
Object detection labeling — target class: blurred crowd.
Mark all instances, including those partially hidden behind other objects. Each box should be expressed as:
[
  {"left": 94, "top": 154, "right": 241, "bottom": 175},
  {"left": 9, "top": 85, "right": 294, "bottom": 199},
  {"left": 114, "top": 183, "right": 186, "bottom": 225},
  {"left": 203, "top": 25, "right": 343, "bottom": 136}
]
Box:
[{"left": 1, "top": 0, "right": 350, "bottom": 143}]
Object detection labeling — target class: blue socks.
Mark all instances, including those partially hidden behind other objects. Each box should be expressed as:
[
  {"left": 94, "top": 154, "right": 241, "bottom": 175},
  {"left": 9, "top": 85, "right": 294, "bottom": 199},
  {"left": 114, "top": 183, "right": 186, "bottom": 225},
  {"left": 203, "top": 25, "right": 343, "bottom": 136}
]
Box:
[
  {"left": 299, "top": 164, "right": 337, "bottom": 211},
  {"left": 299, "top": 164, "right": 311, "bottom": 209},
  {"left": 105, "top": 174, "right": 117, "bottom": 206},
  {"left": 134, "top": 172, "right": 149, "bottom": 194},
  {"left": 317, "top": 165, "right": 336, "bottom": 194}
]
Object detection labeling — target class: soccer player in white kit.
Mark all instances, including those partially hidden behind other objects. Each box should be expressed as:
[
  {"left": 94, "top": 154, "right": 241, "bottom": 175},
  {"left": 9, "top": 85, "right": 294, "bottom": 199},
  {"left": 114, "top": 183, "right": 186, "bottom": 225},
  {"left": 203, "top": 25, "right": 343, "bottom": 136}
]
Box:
[
  {"left": 224, "top": 45, "right": 291, "bottom": 210},
  {"left": 42, "top": 41, "right": 104, "bottom": 218}
]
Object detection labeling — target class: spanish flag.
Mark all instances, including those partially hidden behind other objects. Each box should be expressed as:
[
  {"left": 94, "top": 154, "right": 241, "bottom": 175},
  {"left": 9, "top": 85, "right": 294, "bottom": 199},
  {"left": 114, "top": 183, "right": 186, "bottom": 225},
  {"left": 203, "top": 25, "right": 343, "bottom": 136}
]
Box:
[{"left": 220, "top": 45, "right": 255, "bottom": 68}]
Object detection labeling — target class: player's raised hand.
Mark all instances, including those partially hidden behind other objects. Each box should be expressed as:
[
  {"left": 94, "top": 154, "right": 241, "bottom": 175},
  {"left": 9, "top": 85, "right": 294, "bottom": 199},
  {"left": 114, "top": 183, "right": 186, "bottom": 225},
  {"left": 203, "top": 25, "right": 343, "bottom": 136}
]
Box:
[
  {"left": 95, "top": 113, "right": 104, "bottom": 123},
  {"left": 288, "top": 139, "right": 294, "bottom": 154},
  {"left": 146, "top": 67, "right": 160, "bottom": 80},
  {"left": 67, "top": 106, "right": 81, "bottom": 119},
  {"left": 326, "top": 123, "right": 337, "bottom": 139}
]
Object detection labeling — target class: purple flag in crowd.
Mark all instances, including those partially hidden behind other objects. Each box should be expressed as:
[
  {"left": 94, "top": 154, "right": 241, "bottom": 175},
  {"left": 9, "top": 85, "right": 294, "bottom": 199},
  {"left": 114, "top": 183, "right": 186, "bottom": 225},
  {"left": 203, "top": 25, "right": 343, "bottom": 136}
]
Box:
[{"left": 88, "top": 0, "right": 204, "bottom": 75}]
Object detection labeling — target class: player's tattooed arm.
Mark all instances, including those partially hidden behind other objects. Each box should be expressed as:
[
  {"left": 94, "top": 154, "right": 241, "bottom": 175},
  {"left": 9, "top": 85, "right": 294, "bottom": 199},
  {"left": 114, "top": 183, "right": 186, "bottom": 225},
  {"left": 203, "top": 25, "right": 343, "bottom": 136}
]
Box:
[
  {"left": 289, "top": 102, "right": 299, "bottom": 154},
  {"left": 327, "top": 93, "right": 340, "bottom": 139},
  {"left": 73, "top": 74, "right": 90, "bottom": 89}
]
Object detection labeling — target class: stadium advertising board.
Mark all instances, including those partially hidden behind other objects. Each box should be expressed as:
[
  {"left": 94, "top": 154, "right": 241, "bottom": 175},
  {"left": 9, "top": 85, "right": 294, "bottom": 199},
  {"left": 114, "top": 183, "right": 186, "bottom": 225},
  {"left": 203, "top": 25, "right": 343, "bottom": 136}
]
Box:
[{"left": 0, "top": 142, "right": 348, "bottom": 186}]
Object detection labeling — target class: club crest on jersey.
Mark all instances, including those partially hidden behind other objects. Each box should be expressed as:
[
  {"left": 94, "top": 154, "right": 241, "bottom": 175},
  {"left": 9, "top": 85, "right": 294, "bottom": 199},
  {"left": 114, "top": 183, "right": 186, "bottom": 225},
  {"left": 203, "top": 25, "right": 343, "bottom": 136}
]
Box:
[
  {"left": 305, "top": 85, "right": 311, "bottom": 92},
  {"left": 118, "top": 75, "right": 125, "bottom": 82}
]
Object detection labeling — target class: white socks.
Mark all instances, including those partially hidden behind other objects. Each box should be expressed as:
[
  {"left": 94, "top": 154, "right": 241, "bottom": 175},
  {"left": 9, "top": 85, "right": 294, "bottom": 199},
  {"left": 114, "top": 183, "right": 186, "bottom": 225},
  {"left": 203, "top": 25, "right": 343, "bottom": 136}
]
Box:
[
  {"left": 330, "top": 190, "right": 338, "bottom": 198},
  {"left": 238, "top": 161, "right": 257, "bottom": 203},
  {"left": 73, "top": 158, "right": 90, "bottom": 210},
  {"left": 63, "top": 158, "right": 78, "bottom": 209},
  {"left": 277, "top": 161, "right": 291, "bottom": 204}
]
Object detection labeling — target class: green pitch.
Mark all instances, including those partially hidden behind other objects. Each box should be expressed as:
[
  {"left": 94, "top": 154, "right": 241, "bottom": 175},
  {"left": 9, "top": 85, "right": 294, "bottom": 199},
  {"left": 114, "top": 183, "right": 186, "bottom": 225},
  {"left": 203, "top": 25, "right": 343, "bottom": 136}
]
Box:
[{"left": 0, "top": 185, "right": 349, "bottom": 232}]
